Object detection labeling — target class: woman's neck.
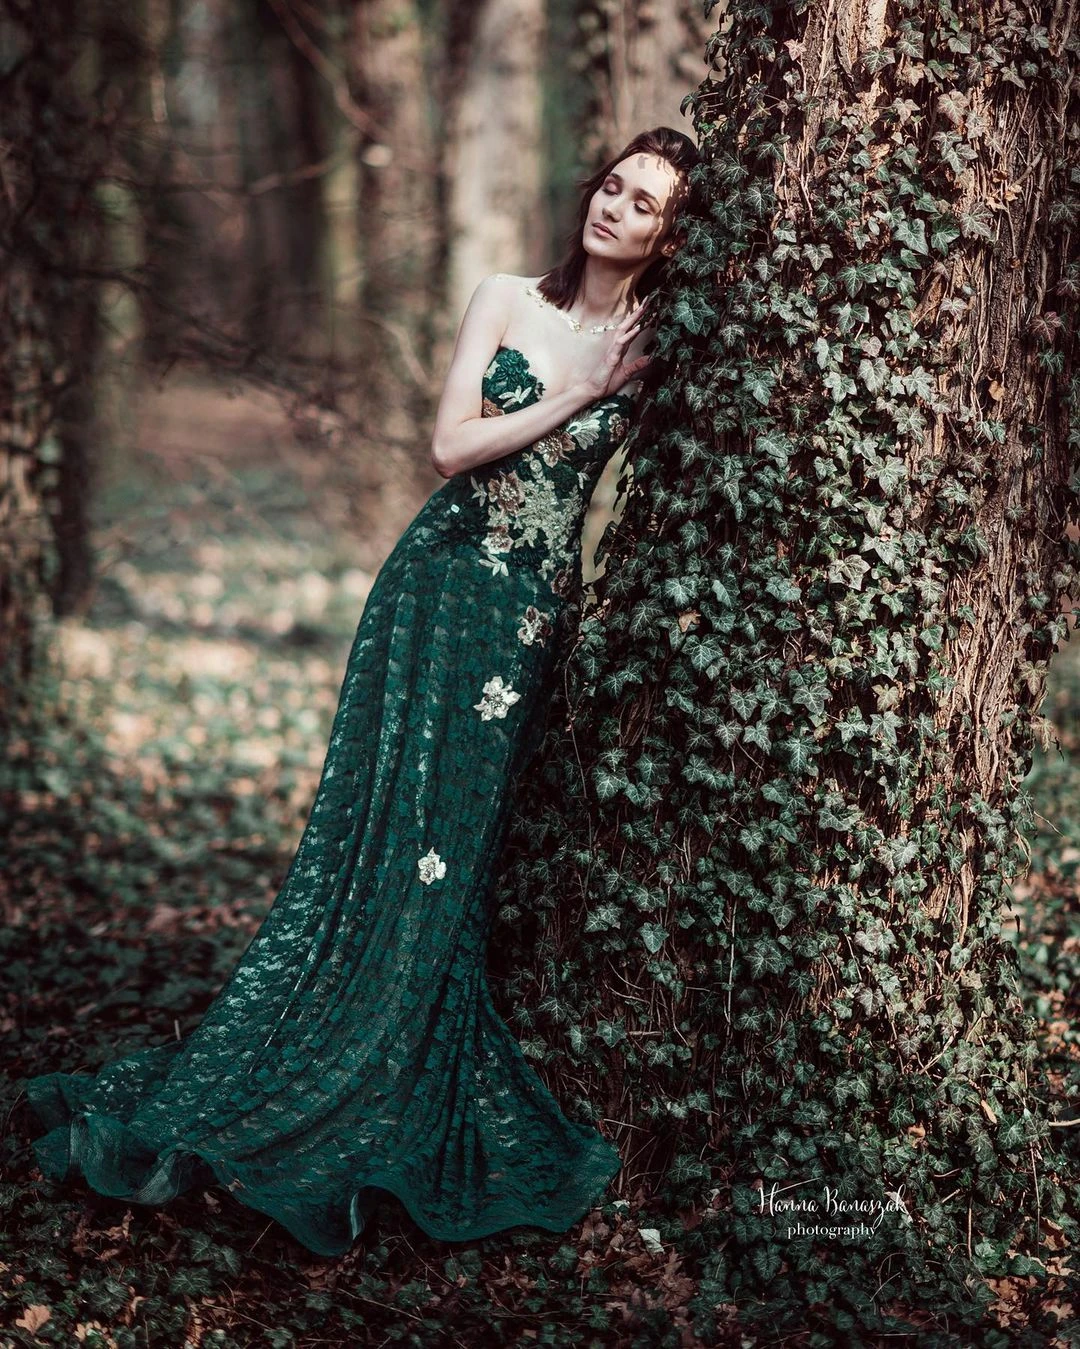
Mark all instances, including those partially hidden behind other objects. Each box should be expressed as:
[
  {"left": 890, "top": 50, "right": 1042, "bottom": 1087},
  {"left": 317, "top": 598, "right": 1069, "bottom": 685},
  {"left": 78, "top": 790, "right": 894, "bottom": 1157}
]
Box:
[{"left": 574, "top": 259, "right": 640, "bottom": 326}]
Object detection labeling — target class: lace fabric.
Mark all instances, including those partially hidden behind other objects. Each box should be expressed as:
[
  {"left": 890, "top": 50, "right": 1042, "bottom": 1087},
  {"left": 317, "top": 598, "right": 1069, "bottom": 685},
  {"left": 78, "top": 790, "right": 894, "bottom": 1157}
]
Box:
[{"left": 24, "top": 347, "right": 633, "bottom": 1256}]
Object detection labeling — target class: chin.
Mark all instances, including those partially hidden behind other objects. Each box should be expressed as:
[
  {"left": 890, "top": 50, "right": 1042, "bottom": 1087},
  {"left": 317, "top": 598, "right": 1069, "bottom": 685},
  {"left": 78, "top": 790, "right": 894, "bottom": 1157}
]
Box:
[{"left": 583, "top": 226, "right": 618, "bottom": 253}]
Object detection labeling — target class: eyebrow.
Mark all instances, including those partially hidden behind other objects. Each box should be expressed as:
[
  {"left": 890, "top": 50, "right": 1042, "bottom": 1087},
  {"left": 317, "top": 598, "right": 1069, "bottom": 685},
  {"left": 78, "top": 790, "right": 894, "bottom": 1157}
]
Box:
[{"left": 605, "top": 171, "right": 661, "bottom": 210}]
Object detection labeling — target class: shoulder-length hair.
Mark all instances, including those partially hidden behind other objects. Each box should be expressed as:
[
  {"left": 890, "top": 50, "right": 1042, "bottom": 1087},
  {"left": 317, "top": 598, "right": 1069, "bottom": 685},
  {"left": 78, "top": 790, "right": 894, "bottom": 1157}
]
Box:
[{"left": 537, "top": 126, "right": 700, "bottom": 312}]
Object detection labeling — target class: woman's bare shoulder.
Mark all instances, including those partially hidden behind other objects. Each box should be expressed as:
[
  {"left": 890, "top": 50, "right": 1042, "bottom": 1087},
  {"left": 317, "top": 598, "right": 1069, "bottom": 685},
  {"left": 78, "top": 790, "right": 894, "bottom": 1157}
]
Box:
[
  {"left": 487, "top": 272, "right": 545, "bottom": 290},
  {"left": 472, "top": 273, "right": 544, "bottom": 329}
]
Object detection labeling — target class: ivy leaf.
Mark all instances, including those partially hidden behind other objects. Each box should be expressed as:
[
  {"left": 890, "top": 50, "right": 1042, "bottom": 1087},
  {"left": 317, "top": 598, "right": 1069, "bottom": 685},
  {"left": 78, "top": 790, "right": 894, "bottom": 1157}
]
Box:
[
  {"left": 711, "top": 578, "right": 734, "bottom": 607},
  {"left": 584, "top": 903, "right": 622, "bottom": 932},
  {"left": 858, "top": 355, "right": 889, "bottom": 393},
  {"left": 905, "top": 367, "right": 937, "bottom": 402},
  {"left": 892, "top": 405, "right": 927, "bottom": 436},
  {"left": 959, "top": 204, "right": 996, "bottom": 240},
  {"left": 671, "top": 290, "right": 718, "bottom": 336},
  {"left": 596, "top": 1020, "right": 627, "bottom": 1047},
  {"left": 766, "top": 576, "right": 802, "bottom": 603},
  {"left": 730, "top": 688, "right": 760, "bottom": 720},
  {"left": 640, "top": 923, "right": 669, "bottom": 954},
  {"left": 930, "top": 216, "right": 961, "bottom": 253},
  {"left": 824, "top": 370, "right": 858, "bottom": 402},
  {"left": 804, "top": 242, "right": 833, "bottom": 271},
  {"left": 893, "top": 217, "right": 928, "bottom": 253},
  {"left": 818, "top": 793, "right": 861, "bottom": 831},
  {"left": 594, "top": 766, "right": 628, "bottom": 801},
  {"left": 813, "top": 336, "right": 836, "bottom": 369},
  {"left": 828, "top": 555, "right": 871, "bottom": 590},
  {"left": 777, "top": 735, "right": 820, "bottom": 776},
  {"left": 872, "top": 457, "right": 909, "bottom": 494},
  {"left": 792, "top": 681, "right": 829, "bottom": 719},
  {"left": 743, "top": 367, "right": 777, "bottom": 405}
]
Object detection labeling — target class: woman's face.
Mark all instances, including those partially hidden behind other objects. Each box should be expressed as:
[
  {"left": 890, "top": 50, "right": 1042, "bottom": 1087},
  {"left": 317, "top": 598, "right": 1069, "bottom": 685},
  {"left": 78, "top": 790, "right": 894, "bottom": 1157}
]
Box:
[{"left": 583, "top": 152, "right": 682, "bottom": 266}]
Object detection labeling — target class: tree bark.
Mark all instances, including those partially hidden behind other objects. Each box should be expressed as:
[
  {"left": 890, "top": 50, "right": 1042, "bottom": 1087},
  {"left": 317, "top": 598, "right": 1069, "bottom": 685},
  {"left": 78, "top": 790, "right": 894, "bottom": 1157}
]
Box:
[
  {"left": 348, "top": 0, "right": 441, "bottom": 455},
  {"left": 442, "top": 0, "right": 547, "bottom": 340},
  {"left": 491, "top": 0, "right": 1079, "bottom": 1325},
  {"left": 0, "top": 0, "right": 118, "bottom": 721},
  {"left": 570, "top": 0, "right": 716, "bottom": 165}
]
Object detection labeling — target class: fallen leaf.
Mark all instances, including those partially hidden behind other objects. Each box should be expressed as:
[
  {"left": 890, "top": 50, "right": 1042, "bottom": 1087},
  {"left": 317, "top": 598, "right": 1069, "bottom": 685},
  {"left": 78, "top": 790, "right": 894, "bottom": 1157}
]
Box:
[{"left": 15, "top": 1304, "right": 51, "bottom": 1335}]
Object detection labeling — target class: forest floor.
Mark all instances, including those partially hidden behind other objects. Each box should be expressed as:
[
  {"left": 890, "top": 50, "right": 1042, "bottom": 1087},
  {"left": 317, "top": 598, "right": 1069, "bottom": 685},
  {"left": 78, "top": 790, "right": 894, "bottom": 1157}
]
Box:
[{"left": 1, "top": 373, "right": 1078, "bottom": 1348}]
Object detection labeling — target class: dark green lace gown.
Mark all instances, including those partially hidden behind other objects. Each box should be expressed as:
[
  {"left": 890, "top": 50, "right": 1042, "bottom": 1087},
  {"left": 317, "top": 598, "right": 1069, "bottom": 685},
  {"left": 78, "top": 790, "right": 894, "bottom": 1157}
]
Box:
[{"left": 25, "top": 346, "right": 632, "bottom": 1257}]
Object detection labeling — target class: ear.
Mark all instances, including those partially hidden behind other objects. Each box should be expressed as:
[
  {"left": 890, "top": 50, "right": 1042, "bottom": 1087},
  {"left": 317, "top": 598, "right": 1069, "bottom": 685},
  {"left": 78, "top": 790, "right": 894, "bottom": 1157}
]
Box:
[{"left": 662, "top": 224, "right": 687, "bottom": 257}]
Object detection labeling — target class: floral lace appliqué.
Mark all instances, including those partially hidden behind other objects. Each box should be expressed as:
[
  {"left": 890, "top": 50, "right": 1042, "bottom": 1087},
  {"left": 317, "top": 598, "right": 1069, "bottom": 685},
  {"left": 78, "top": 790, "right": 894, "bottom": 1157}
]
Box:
[
  {"left": 472, "top": 458, "right": 590, "bottom": 580},
  {"left": 482, "top": 354, "right": 534, "bottom": 410},
  {"left": 473, "top": 675, "right": 521, "bottom": 721},
  {"left": 472, "top": 346, "right": 635, "bottom": 587},
  {"left": 536, "top": 430, "right": 575, "bottom": 467},
  {"left": 417, "top": 848, "right": 446, "bottom": 884},
  {"left": 517, "top": 606, "right": 552, "bottom": 647}
]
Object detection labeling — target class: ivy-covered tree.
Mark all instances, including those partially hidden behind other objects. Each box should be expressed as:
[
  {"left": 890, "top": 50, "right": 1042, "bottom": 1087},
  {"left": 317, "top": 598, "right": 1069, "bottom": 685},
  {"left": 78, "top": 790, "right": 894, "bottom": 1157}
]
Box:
[{"left": 491, "top": 0, "right": 1079, "bottom": 1338}]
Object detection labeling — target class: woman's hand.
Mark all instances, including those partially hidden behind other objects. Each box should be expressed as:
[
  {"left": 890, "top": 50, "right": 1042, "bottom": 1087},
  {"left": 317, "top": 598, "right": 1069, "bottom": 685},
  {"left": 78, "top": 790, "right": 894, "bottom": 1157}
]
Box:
[{"left": 579, "top": 298, "right": 655, "bottom": 401}]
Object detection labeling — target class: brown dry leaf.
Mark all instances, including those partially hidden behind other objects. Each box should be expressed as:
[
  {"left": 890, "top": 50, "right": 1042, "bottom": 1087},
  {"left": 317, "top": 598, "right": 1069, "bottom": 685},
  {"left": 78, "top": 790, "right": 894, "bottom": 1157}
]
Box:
[
  {"left": 146, "top": 902, "right": 184, "bottom": 934},
  {"left": 75, "top": 1323, "right": 118, "bottom": 1347},
  {"left": 657, "top": 1249, "right": 696, "bottom": 1311},
  {"left": 979, "top": 1098, "right": 998, "bottom": 1125},
  {"left": 677, "top": 609, "right": 700, "bottom": 633},
  {"left": 14, "top": 1304, "right": 51, "bottom": 1335}
]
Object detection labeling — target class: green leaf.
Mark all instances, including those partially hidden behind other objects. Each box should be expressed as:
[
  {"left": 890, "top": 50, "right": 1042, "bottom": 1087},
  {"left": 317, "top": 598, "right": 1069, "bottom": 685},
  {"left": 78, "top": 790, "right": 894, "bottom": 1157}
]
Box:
[
  {"left": 893, "top": 216, "right": 928, "bottom": 253},
  {"left": 743, "top": 367, "right": 777, "bottom": 406},
  {"left": 640, "top": 923, "right": 669, "bottom": 954},
  {"left": 777, "top": 735, "right": 819, "bottom": 776},
  {"left": 828, "top": 555, "right": 871, "bottom": 590},
  {"left": 671, "top": 290, "right": 718, "bottom": 336},
  {"left": 584, "top": 903, "right": 622, "bottom": 932}
]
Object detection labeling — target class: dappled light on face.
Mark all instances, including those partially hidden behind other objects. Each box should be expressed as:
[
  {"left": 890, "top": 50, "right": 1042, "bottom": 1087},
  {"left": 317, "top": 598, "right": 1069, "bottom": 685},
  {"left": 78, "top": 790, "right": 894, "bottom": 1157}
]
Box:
[{"left": 589, "top": 153, "right": 683, "bottom": 259}]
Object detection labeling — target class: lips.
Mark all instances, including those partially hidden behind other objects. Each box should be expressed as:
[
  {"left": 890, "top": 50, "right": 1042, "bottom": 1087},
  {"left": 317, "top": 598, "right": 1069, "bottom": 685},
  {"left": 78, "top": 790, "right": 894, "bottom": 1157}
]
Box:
[{"left": 592, "top": 222, "right": 616, "bottom": 238}]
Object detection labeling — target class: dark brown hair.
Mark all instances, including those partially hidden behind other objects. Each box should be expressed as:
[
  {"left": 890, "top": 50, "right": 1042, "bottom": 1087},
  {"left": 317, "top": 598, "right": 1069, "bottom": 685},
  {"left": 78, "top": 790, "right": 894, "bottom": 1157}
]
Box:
[{"left": 537, "top": 126, "right": 700, "bottom": 312}]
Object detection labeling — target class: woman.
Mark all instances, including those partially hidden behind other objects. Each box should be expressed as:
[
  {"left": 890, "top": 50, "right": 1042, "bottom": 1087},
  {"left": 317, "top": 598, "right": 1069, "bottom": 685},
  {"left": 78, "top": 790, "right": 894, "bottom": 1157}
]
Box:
[{"left": 25, "top": 126, "right": 699, "bottom": 1257}]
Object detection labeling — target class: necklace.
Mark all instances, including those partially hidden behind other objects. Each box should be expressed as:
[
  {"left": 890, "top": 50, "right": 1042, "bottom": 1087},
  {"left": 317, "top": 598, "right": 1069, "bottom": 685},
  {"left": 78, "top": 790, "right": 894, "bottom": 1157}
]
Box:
[{"left": 525, "top": 284, "right": 628, "bottom": 334}]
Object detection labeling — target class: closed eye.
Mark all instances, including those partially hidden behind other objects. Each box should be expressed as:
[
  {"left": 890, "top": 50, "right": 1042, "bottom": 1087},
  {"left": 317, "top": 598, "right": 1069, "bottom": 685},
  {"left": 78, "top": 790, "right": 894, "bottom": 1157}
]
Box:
[{"left": 602, "top": 181, "right": 654, "bottom": 213}]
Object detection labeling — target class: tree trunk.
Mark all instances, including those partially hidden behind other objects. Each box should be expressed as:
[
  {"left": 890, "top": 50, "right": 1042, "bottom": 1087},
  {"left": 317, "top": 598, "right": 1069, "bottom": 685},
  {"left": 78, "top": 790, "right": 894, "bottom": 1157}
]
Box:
[
  {"left": 491, "top": 0, "right": 1079, "bottom": 1330},
  {"left": 0, "top": 0, "right": 118, "bottom": 722},
  {"left": 442, "top": 0, "right": 547, "bottom": 344},
  {"left": 569, "top": 0, "right": 716, "bottom": 165},
  {"left": 348, "top": 0, "right": 441, "bottom": 457}
]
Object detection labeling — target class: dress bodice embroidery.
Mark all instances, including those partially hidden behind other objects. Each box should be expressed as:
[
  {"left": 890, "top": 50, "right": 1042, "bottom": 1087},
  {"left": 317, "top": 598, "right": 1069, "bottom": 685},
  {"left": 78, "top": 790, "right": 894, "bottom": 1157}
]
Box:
[{"left": 462, "top": 345, "right": 634, "bottom": 589}]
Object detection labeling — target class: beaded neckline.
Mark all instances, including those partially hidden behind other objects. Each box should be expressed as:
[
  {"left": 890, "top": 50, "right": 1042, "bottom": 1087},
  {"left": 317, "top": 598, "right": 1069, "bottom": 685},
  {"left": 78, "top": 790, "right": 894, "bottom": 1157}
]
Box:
[
  {"left": 524, "top": 285, "right": 629, "bottom": 334},
  {"left": 493, "top": 344, "right": 634, "bottom": 410}
]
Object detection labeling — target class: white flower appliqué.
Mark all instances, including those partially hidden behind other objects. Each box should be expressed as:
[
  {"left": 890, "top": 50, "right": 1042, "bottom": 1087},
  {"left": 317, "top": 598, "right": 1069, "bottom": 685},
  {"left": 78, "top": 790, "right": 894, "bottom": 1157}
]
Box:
[
  {"left": 473, "top": 674, "right": 521, "bottom": 721},
  {"left": 418, "top": 848, "right": 446, "bottom": 884},
  {"left": 517, "top": 605, "right": 552, "bottom": 647}
]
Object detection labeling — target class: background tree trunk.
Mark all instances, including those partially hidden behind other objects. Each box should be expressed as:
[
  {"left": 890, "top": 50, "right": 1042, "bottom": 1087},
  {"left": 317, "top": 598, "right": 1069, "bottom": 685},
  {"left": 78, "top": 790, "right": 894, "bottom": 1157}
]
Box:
[
  {"left": 0, "top": 0, "right": 119, "bottom": 720},
  {"left": 570, "top": 0, "right": 716, "bottom": 165},
  {"left": 349, "top": 0, "right": 441, "bottom": 457},
  {"left": 442, "top": 0, "right": 547, "bottom": 344}
]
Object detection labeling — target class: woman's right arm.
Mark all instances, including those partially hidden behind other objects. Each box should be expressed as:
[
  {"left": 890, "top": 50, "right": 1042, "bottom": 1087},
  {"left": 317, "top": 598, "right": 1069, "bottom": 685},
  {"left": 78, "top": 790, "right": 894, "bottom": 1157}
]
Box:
[{"left": 429, "top": 275, "right": 648, "bottom": 479}]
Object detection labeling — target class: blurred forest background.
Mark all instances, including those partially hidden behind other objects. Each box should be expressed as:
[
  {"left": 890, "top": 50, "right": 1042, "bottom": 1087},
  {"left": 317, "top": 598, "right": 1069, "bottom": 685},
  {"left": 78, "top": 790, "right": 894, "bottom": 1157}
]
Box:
[{"left": 5, "top": 0, "right": 713, "bottom": 607}]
